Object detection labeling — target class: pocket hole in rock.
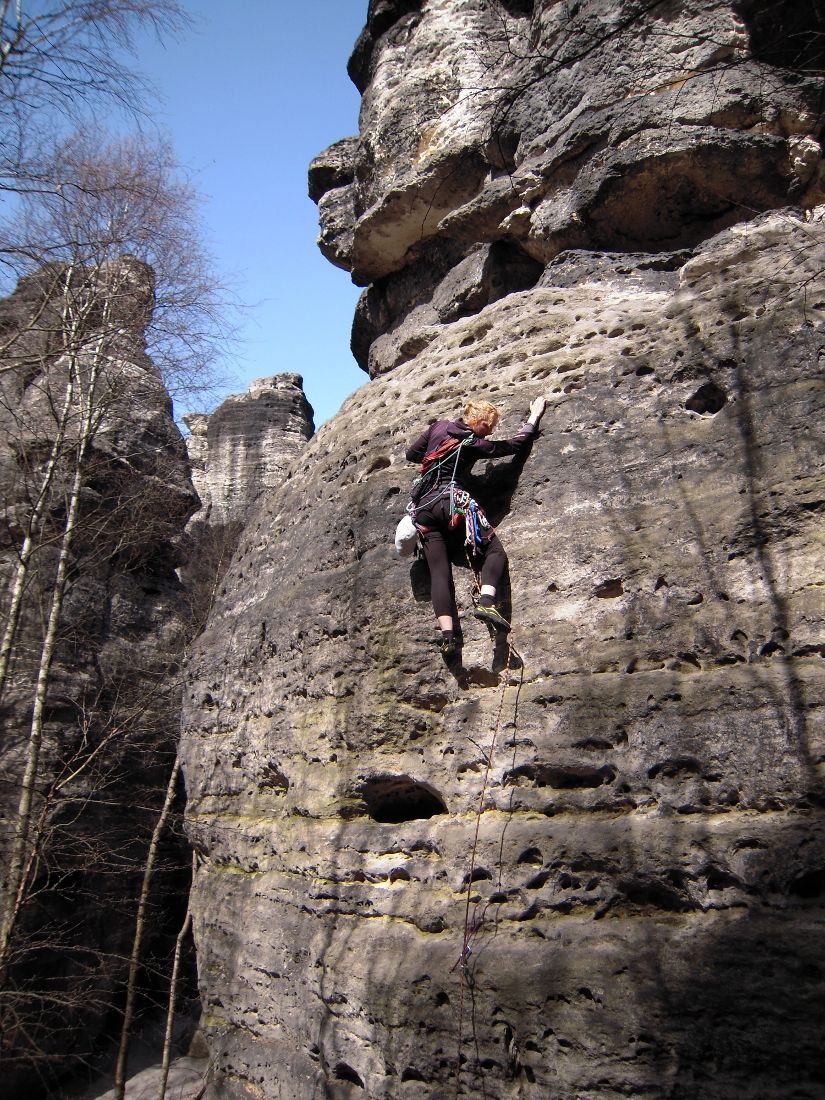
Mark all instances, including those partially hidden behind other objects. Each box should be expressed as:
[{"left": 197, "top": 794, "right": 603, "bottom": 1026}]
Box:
[
  {"left": 464, "top": 867, "right": 493, "bottom": 884},
  {"left": 685, "top": 382, "right": 727, "bottom": 414},
  {"left": 789, "top": 869, "right": 825, "bottom": 898},
  {"left": 573, "top": 738, "right": 613, "bottom": 751},
  {"left": 359, "top": 776, "right": 447, "bottom": 824},
  {"left": 526, "top": 871, "right": 550, "bottom": 890},
  {"left": 334, "top": 1063, "right": 364, "bottom": 1088},
  {"left": 507, "top": 763, "right": 613, "bottom": 789},
  {"left": 648, "top": 757, "right": 701, "bottom": 780},
  {"left": 401, "top": 1067, "right": 427, "bottom": 1082},
  {"left": 258, "top": 764, "right": 289, "bottom": 793},
  {"left": 366, "top": 455, "right": 391, "bottom": 475},
  {"left": 594, "top": 578, "right": 624, "bottom": 599},
  {"left": 517, "top": 847, "right": 543, "bottom": 865}
]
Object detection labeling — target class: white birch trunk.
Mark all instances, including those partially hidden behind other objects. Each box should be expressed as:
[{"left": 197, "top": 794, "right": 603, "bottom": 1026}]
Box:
[
  {"left": 0, "top": 313, "right": 108, "bottom": 971},
  {"left": 114, "top": 755, "right": 181, "bottom": 1100}
]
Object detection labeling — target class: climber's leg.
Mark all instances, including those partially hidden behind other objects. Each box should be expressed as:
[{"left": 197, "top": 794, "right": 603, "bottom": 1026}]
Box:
[
  {"left": 419, "top": 524, "right": 454, "bottom": 630},
  {"left": 478, "top": 533, "right": 507, "bottom": 593},
  {"left": 473, "top": 534, "right": 511, "bottom": 632}
]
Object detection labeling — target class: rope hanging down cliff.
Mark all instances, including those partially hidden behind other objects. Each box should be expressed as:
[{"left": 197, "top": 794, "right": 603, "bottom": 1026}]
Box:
[
  {"left": 450, "top": 549, "right": 524, "bottom": 1099},
  {"left": 401, "top": 396, "right": 543, "bottom": 1095}
]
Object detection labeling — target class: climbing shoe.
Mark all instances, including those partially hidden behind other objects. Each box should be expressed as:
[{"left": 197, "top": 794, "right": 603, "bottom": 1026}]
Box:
[
  {"left": 473, "top": 603, "right": 511, "bottom": 632},
  {"left": 439, "top": 636, "right": 460, "bottom": 665}
]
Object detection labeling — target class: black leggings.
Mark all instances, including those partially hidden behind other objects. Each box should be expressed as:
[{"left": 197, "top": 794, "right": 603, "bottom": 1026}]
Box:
[{"left": 416, "top": 496, "right": 507, "bottom": 619}]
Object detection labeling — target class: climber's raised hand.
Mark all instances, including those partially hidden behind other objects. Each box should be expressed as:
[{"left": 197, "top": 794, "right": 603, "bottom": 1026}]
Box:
[{"left": 528, "top": 395, "right": 546, "bottom": 425}]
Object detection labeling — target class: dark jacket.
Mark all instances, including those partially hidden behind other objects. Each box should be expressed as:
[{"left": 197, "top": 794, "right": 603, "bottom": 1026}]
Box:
[{"left": 406, "top": 418, "right": 538, "bottom": 494}]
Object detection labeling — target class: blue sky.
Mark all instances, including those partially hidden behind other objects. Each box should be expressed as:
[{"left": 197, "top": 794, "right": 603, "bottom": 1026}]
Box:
[{"left": 136, "top": 1, "right": 368, "bottom": 426}]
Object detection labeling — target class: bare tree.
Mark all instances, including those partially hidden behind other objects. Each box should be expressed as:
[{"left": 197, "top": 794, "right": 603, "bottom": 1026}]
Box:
[
  {"left": 0, "top": 128, "right": 231, "bottom": 1091},
  {"left": 0, "top": 1, "right": 191, "bottom": 185}
]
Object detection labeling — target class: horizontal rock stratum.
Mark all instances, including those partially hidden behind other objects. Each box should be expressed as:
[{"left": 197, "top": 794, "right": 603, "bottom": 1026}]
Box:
[{"left": 182, "top": 3, "right": 825, "bottom": 1098}]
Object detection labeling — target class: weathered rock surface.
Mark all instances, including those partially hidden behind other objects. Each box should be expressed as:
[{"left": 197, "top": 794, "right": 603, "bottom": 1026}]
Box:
[
  {"left": 183, "top": 374, "right": 314, "bottom": 529},
  {"left": 184, "top": 3, "right": 825, "bottom": 1099},
  {"left": 311, "top": 0, "right": 825, "bottom": 378},
  {"left": 183, "top": 206, "right": 825, "bottom": 1099}
]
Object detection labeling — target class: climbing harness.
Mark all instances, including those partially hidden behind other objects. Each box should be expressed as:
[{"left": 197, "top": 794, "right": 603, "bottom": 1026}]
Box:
[
  {"left": 406, "top": 434, "right": 496, "bottom": 561},
  {"left": 410, "top": 433, "right": 471, "bottom": 512}
]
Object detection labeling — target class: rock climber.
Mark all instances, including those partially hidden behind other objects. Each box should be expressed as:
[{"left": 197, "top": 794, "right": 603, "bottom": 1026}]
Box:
[{"left": 406, "top": 395, "right": 546, "bottom": 661}]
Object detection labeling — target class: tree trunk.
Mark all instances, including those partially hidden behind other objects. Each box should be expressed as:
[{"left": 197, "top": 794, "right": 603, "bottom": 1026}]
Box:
[
  {"left": 114, "top": 755, "right": 181, "bottom": 1100},
  {"left": 0, "top": 270, "right": 85, "bottom": 702},
  {"left": 158, "top": 853, "right": 196, "bottom": 1100},
  {"left": 0, "top": 325, "right": 106, "bottom": 973}
]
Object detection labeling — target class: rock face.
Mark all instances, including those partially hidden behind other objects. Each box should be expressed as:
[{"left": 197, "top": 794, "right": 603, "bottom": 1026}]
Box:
[
  {"left": 183, "top": 4, "right": 825, "bottom": 1099},
  {"left": 183, "top": 374, "right": 314, "bottom": 529},
  {"left": 309, "top": 0, "right": 825, "bottom": 377},
  {"left": 0, "top": 264, "right": 199, "bottom": 1094}
]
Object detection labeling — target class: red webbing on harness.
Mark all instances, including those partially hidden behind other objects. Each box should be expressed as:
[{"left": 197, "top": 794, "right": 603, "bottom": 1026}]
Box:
[{"left": 420, "top": 436, "right": 461, "bottom": 473}]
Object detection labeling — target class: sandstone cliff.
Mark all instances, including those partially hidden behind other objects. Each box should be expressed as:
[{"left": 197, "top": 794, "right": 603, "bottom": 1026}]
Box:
[
  {"left": 182, "top": 3, "right": 825, "bottom": 1098},
  {"left": 183, "top": 374, "right": 314, "bottom": 529}
]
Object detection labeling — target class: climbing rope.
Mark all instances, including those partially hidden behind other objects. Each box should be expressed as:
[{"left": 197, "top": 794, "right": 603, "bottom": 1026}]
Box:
[{"left": 452, "top": 550, "right": 518, "bottom": 1098}]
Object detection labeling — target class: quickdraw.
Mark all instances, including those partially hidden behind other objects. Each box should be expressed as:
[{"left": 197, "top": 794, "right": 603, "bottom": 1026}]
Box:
[{"left": 448, "top": 487, "right": 493, "bottom": 555}]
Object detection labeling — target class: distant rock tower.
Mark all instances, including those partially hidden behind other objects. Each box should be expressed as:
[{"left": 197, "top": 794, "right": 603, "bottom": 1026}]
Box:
[{"left": 183, "top": 373, "right": 314, "bottom": 528}]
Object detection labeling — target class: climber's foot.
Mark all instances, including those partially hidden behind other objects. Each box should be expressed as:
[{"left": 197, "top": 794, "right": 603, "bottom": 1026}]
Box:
[
  {"left": 439, "top": 636, "right": 460, "bottom": 666},
  {"left": 473, "top": 603, "right": 511, "bottom": 633}
]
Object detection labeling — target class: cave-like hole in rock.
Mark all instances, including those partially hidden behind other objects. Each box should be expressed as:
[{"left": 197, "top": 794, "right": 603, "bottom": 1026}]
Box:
[
  {"left": 789, "top": 868, "right": 825, "bottom": 898},
  {"left": 359, "top": 775, "right": 447, "bottom": 823},
  {"left": 334, "top": 1063, "right": 364, "bottom": 1088},
  {"left": 517, "top": 846, "right": 543, "bottom": 865},
  {"left": 464, "top": 867, "right": 493, "bottom": 884},
  {"left": 594, "top": 578, "right": 624, "bottom": 599},
  {"left": 685, "top": 382, "right": 727, "bottom": 415}
]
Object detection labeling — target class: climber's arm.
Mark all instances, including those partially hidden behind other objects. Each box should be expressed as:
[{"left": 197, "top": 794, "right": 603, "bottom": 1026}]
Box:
[
  {"left": 472, "top": 396, "right": 546, "bottom": 458},
  {"left": 406, "top": 427, "right": 432, "bottom": 463}
]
